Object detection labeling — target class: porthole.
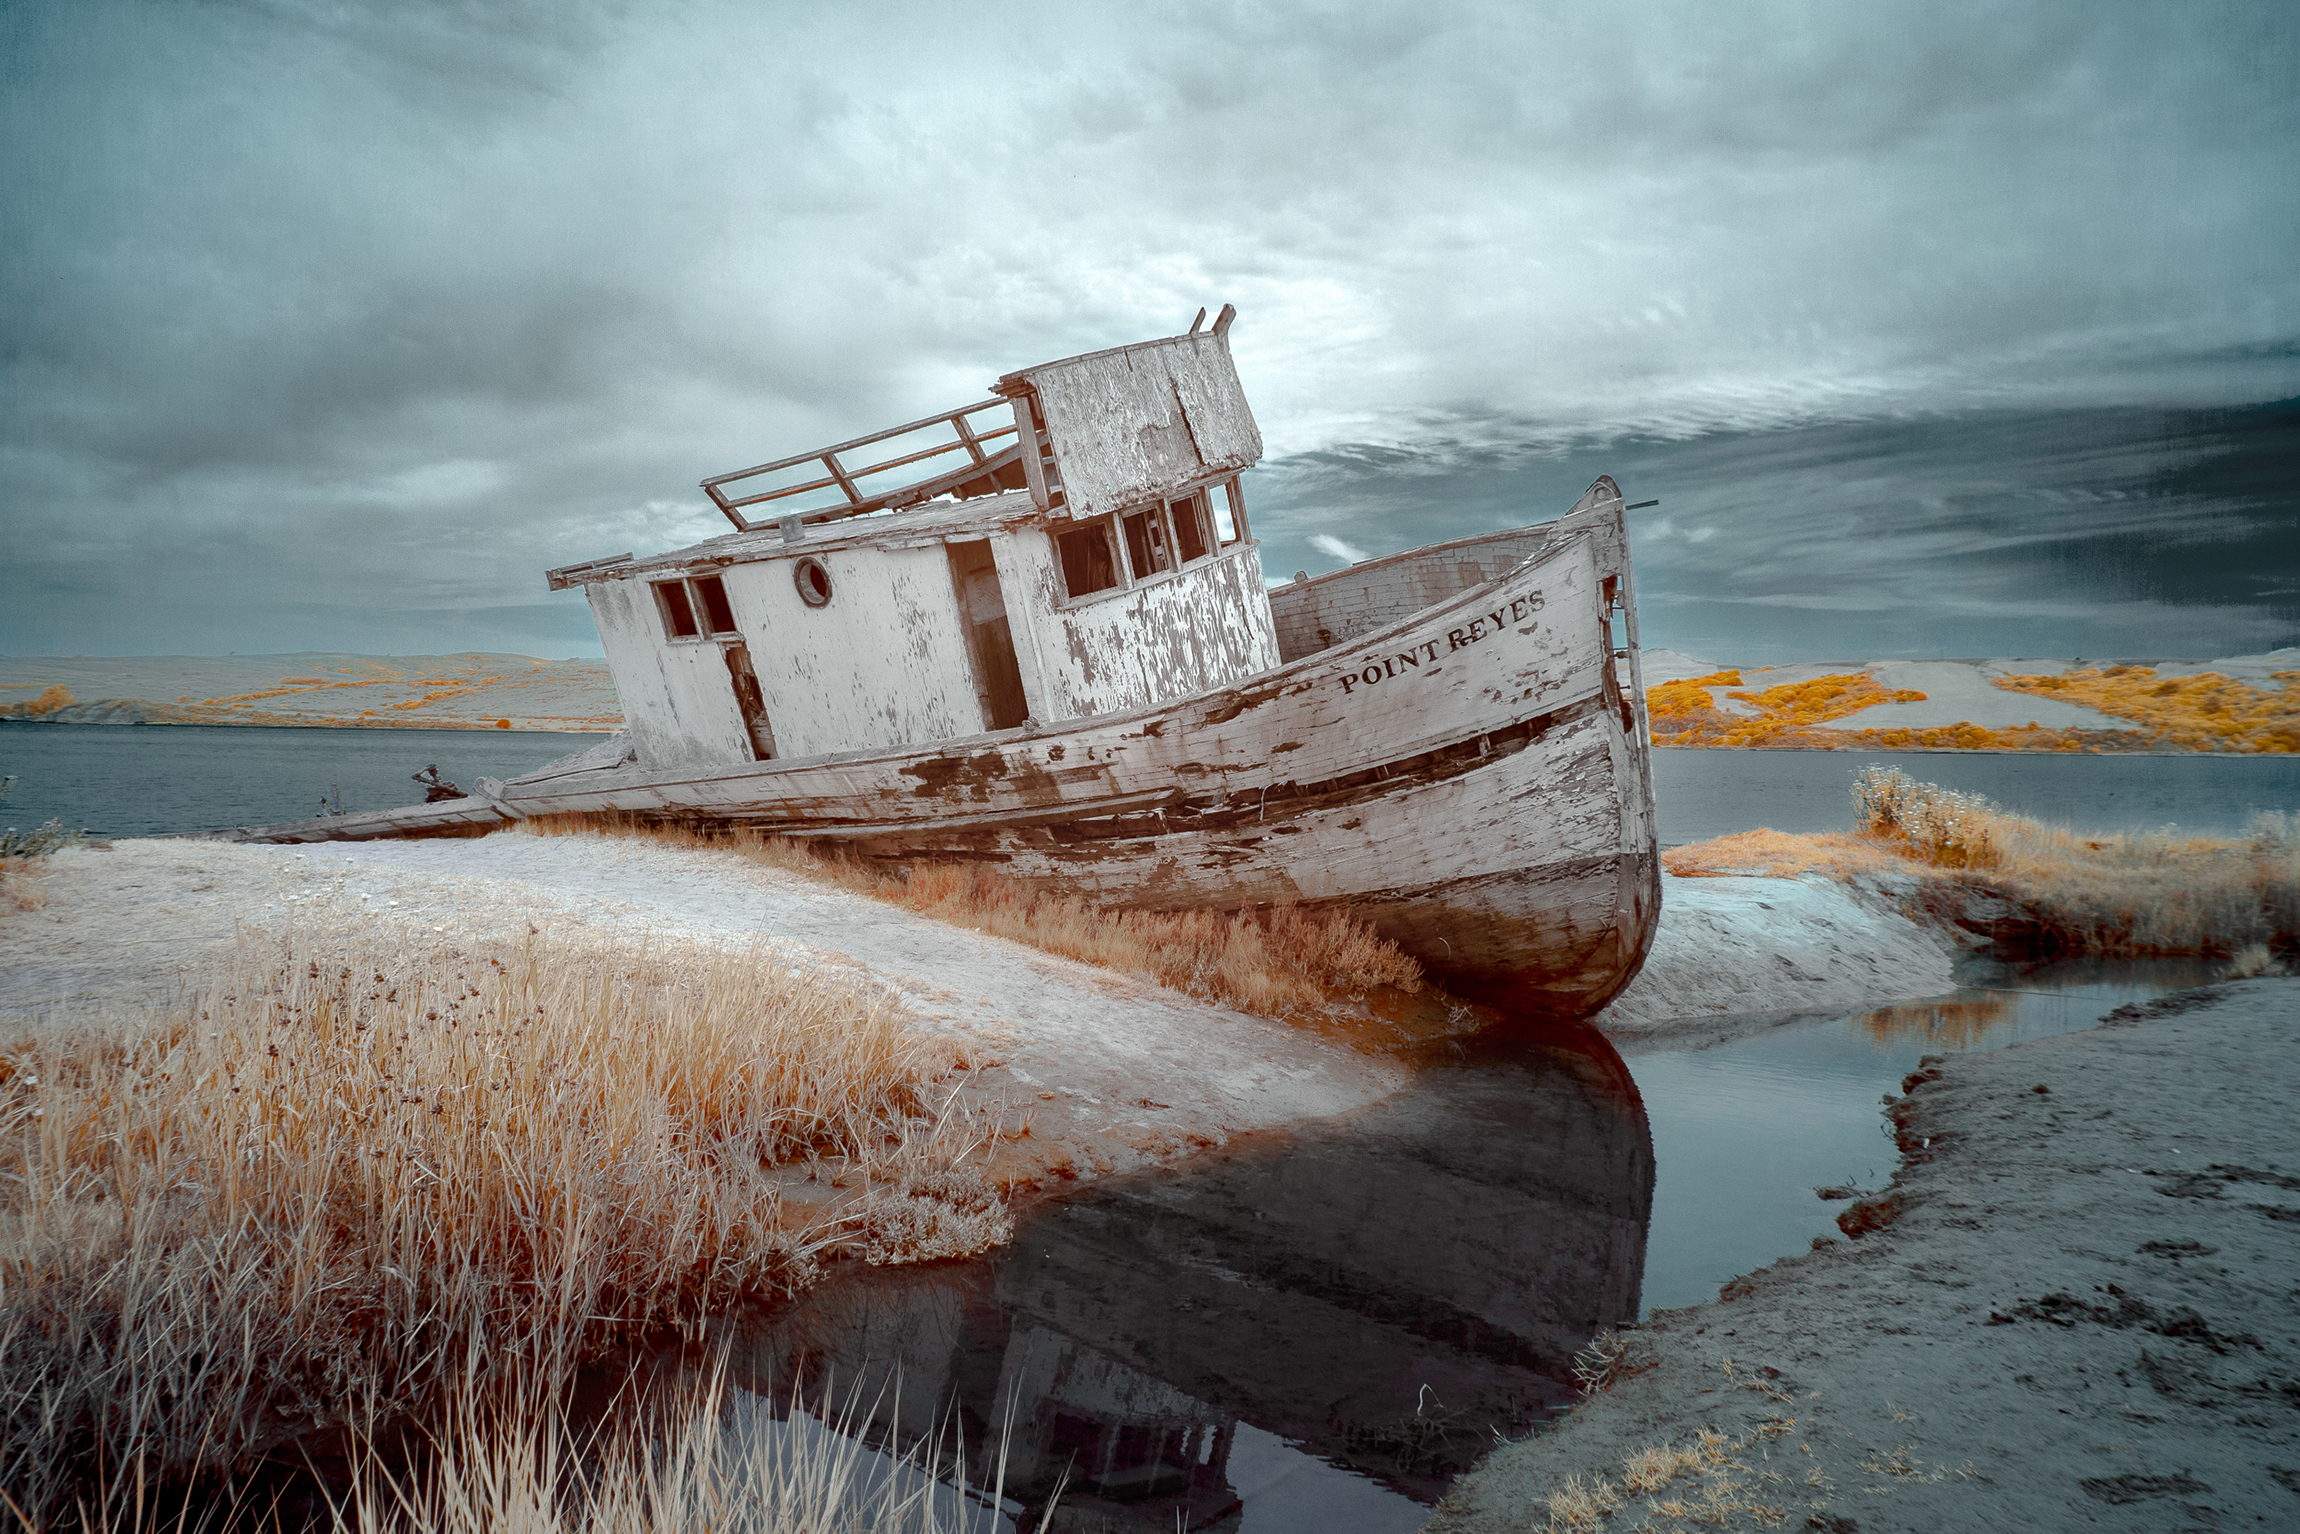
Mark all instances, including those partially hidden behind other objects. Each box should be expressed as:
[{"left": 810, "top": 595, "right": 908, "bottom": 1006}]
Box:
[{"left": 793, "top": 556, "right": 833, "bottom": 607}]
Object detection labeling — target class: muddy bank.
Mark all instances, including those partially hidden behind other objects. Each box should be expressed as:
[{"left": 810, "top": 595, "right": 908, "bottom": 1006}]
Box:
[{"left": 1431, "top": 978, "right": 2300, "bottom": 1532}]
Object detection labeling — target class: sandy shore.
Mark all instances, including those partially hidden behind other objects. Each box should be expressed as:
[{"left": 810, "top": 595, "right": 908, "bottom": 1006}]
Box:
[
  {"left": 1432, "top": 979, "right": 2300, "bottom": 1532},
  {"left": 1593, "top": 873, "right": 1952, "bottom": 1044}
]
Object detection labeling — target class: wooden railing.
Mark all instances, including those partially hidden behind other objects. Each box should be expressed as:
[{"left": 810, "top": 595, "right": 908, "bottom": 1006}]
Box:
[{"left": 700, "top": 399, "right": 1027, "bottom": 532}]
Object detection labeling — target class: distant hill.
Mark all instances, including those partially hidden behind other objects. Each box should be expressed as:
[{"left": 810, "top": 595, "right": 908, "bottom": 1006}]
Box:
[{"left": 0, "top": 653, "right": 621, "bottom": 732}]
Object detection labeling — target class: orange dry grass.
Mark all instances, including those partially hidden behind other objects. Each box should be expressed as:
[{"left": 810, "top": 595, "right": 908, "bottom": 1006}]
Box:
[
  {"left": 1662, "top": 828, "right": 1912, "bottom": 881},
  {"left": 1833, "top": 719, "right": 2113, "bottom": 752},
  {"left": 885, "top": 863, "right": 1419, "bottom": 1015},
  {"left": 516, "top": 817, "right": 1422, "bottom": 1016},
  {"left": 1644, "top": 669, "right": 1743, "bottom": 729},
  {"left": 0, "top": 930, "right": 991, "bottom": 1522},
  {"left": 1, "top": 684, "right": 74, "bottom": 719},
  {"left": 1994, "top": 665, "right": 2300, "bottom": 752},
  {"left": 1732, "top": 673, "right": 1910, "bottom": 723},
  {"left": 1660, "top": 773, "right": 2300, "bottom": 956},
  {"left": 1650, "top": 660, "right": 2298, "bottom": 752},
  {"left": 1649, "top": 670, "right": 1932, "bottom": 748}
]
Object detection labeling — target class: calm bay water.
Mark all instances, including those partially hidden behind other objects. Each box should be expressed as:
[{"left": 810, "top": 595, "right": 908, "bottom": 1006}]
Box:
[
  {"left": 0, "top": 723, "right": 601, "bottom": 837},
  {"left": 1626, "top": 953, "right": 2224, "bottom": 1315}
]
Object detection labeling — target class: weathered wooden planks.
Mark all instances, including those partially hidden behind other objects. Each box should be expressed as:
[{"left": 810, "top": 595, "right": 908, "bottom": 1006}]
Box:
[{"left": 1011, "top": 332, "right": 1264, "bottom": 520}]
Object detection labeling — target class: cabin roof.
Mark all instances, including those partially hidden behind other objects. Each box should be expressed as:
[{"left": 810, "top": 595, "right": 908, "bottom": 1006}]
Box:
[{"left": 987, "top": 300, "right": 1237, "bottom": 393}]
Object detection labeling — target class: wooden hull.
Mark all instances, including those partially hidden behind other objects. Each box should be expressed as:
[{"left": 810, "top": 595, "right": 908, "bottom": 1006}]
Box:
[{"left": 233, "top": 485, "right": 1660, "bottom": 1018}]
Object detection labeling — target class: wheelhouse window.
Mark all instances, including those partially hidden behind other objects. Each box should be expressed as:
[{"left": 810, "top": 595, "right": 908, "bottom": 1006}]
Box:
[
  {"left": 693, "top": 575, "right": 737, "bottom": 633},
  {"left": 1051, "top": 482, "right": 1254, "bottom": 607},
  {"left": 654, "top": 575, "right": 740, "bottom": 639},
  {"left": 1056, "top": 521, "right": 1120, "bottom": 599},
  {"left": 1121, "top": 507, "right": 1171, "bottom": 580},
  {"left": 1214, "top": 479, "right": 1246, "bottom": 545},
  {"left": 1170, "top": 493, "right": 1209, "bottom": 563},
  {"left": 655, "top": 581, "right": 699, "bottom": 637}
]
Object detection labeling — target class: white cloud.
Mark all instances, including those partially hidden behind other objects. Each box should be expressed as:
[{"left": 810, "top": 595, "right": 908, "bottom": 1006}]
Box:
[{"left": 1309, "top": 533, "right": 1373, "bottom": 565}]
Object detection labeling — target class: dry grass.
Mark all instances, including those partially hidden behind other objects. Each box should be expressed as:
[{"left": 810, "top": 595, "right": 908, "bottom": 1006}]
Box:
[
  {"left": 1649, "top": 671, "right": 1943, "bottom": 749},
  {"left": 1541, "top": 1428, "right": 1750, "bottom": 1532},
  {"left": 1, "top": 775, "right": 86, "bottom": 864},
  {"left": 330, "top": 1363, "right": 1043, "bottom": 1534},
  {"left": 1660, "top": 772, "right": 2299, "bottom": 957},
  {"left": 1543, "top": 1472, "right": 1626, "bottom": 1531},
  {"left": 2227, "top": 942, "right": 2285, "bottom": 978},
  {"left": 1524, "top": 1351, "right": 1971, "bottom": 1532},
  {"left": 1539, "top": 1418, "right": 1831, "bottom": 1533},
  {"left": 1649, "top": 661, "right": 2298, "bottom": 753},
  {"left": 514, "top": 816, "right": 1422, "bottom": 1018},
  {"left": 1, "top": 776, "right": 82, "bottom": 914},
  {"left": 1662, "top": 829, "right": 1915, "bottom": 882},
  {"left": 1996, "top": 664, "right": 2300, "bottom": 752},
  {"left": 1850, "top": 767, "right": 2300, "bottom": 954},
  {"left": 1618, "top": 1429, "right": 1734, "bottom": 1496},
  {"left": 0, "top": 685, "right": 75, "bottom": 721},
  {"left": 1849, "top": 767, "right": 2004, "bottom": 869},
  {"left": 1570, "top": 1331, "right": 1656, "bottom": 1397},
  {"left": 0, "top": 930, "right": 998, "bottom": 1524}
]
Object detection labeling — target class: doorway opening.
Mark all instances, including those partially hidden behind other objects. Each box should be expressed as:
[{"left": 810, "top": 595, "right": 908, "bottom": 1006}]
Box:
[
  {"left": 946, "top": 540, "right": 1031, "bottom": 731},
  {"left": 722, "top": 643, "right": 778, "bottom": 760}
]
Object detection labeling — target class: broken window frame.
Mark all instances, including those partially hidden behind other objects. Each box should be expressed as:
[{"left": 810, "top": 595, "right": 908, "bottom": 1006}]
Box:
[
  {"left": 1170, "top": 491, "right": 1210, "bottom": 564},
  {"left": 652, "top": 574, "right": 743, "bottom": 641},
  {"left": 1120, "top": 505, "right": 1172, "bottom": 581},
  {"left": 1055, "top": 518, "right": 1124, "bottom": 601},
  {"left": 1050, "top": 477, "right": 1259, "bottom": 611},
  {"left": 1215, "top": 478, "right": 1248, "bottom": 546}
]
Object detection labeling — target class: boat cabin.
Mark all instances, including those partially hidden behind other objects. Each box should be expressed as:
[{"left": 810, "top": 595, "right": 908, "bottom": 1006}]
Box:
[{"left": 547, "top": 309, "right": 1280, "bottom": 771}]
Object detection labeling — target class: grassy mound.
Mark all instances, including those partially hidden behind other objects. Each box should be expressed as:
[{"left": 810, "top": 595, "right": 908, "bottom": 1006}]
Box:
[
  {"left": 1671, "top": 768, "right": 2298, "bottom": 960},
  {"left": 1, "top": 931, "right": 995, "bottom": 1523}
]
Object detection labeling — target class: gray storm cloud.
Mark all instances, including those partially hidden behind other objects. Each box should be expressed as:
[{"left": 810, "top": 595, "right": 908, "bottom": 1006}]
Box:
[{"left": 2, "top": 0, "right": 2294, "bottom": 656}]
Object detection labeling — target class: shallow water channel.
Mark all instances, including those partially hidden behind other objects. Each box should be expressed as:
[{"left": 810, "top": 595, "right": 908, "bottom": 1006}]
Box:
[{"left": 691, "top": 954, "right": 2220, "bottom": 1532}]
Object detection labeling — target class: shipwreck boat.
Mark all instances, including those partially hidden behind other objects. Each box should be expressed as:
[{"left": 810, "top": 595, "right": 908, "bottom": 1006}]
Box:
[{"left": 235, "top": 309, "right": 1660, "bottom": 1016}]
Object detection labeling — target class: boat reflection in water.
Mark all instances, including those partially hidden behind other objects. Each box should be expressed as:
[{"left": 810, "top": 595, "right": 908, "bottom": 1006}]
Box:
[{"left": 717, "top": 1023, "right": 1653, "bottom": 1529}]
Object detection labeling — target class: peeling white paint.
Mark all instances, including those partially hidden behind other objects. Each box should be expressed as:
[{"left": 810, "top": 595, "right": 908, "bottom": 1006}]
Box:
[
  {"left": 587, "top": 578, "right": 755, "bottom": 769},
  {"left": 592, "top": 521, "right": 1280, "bottom": 772},
  {"left": 1271, "top": 526, "right": 1573, "bottom": 663},
  {"left": 1022, "top": 334, "right": 1263, "bottom": 521}
]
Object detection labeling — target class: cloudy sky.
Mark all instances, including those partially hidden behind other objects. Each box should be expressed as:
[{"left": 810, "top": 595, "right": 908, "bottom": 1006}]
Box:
[{"left": 4, "top": 0, "right": 2295, "bottom": 663}]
